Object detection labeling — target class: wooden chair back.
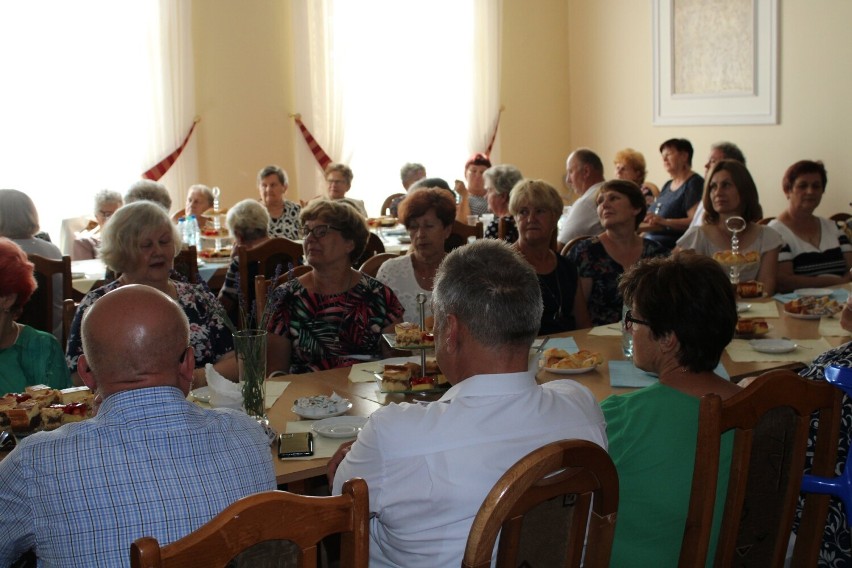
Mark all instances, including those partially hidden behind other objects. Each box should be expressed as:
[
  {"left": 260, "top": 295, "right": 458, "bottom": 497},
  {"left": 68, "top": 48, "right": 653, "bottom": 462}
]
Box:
[
  {"left": 173, "top": 246, "right": 199, "bottom": 283},
  {"left": 354, "top": 231, "right": 386, "bottom": 267},
  {"left": 359, "top": 252, "right": 397, "bottom": 278},
  {"left": 679, "top": 370, "right": 842, "bottom": 567},
  {"left": 757, "top": 216, "right": 775, "bottom": 226},
  {"left": 445, "top": 220, "right": 483, "bottom": 252},
  {"left": 560, "top": 235, "right": 592, "bottom": 257},
  {"left": 381, "top": 193, "right": 405, "bottom": 216},
  {"left": 62, "top": 299, "right": 78, "bottom": 349},
  {"left": 19, "top": 254, "right": 72, "bottom": 338},
  {"left": 462, "top": 439, "right": 619, "bottom": 568},
  {"left": 254, "top": 265, "right": 312, "bottom": 324},
  {"left": 130, "top": 478, "right": 369, "bottom": 568},
  {"left": 237, "top": 238, "right": 303, "bottom": 325}
]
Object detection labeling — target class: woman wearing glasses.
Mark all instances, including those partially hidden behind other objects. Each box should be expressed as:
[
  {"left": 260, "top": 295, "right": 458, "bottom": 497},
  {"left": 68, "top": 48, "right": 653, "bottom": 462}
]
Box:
[
  {"left": 601, "top": 253, "right": 741, "bottom": 566},
  {"left": 267, "top": 200, "right": 403, "bottom": 374},
  {"left": 509, "top": 179, "right": 590, "bottom": 334},
  {"left": 376, "top": 188, "right": 454, "bottom": 324}
]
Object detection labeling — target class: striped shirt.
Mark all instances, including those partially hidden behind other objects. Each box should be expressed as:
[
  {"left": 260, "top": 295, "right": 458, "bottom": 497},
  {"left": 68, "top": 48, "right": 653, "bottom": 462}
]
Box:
[{"left": 769, "top": 217, "right": 852, "bottom": 276}]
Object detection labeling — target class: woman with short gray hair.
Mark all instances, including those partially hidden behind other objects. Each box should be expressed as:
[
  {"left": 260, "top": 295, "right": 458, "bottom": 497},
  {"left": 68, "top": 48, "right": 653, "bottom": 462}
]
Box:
[
  {"left": 217, "top": 199, "right": 271, "bottom": 322},
  {"left": 483, "top": 164, "right": 523, "bottom": 243},
  {"left": 73, "top": 189, "right": 123, "bottom": 260}
]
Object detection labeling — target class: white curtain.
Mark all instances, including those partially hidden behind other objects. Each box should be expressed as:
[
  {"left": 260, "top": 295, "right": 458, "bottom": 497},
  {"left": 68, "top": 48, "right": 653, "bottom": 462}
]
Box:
[
  {"left": 291, "top": 0, "right": 502, "bottom": 216},
  {"left": 0, "top": 0, "right": 197, "bottom": 241}
]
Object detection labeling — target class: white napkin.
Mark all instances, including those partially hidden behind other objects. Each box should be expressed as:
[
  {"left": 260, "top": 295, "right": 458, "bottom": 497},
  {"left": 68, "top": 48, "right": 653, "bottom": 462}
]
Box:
[{"left": 205, "top": 364, "right": 243, "bottom": 410}]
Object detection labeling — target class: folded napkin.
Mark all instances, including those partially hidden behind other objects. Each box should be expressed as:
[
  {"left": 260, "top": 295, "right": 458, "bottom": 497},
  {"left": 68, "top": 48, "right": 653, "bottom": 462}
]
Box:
[
  {"left": 740, "top": 302, "right": 781, "bottom": 319},
  {"left": 284, "top": 420, "right": 353, "bottom": 460},
  {"left": 774, "top": 289, "right": 849, "bottom": 304},
  {"left": 609, "top": 361, "right": 729, "bottom": 389},
  {"left": 819, "top": 317, "right": 851, "bottom": 338},
  {"left": 265, "top": 381, "right": 290, "bottom": 409},
  {"left": 205, "top": 364, "right": 243, "bottom": 410},
  {"left": 588, "top": 325, "right": 623, "bottom": 337},
  {"left": 726, "top": 338, "right": 832, "bottom": 363}
]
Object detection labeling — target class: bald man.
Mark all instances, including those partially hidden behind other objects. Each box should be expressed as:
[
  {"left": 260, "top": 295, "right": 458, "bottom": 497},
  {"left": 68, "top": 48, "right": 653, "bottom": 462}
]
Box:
[{"left": 0, "top": 285, "right": 276, "bottom": 568}]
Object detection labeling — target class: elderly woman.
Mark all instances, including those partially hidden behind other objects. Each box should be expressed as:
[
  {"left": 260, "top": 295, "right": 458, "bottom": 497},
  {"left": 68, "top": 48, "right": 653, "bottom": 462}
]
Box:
[
  {"left": 376, "top": 188, "right": 455, "bottom": 324},
  {"left": 482, "top": 164, "right": 523, "bottom": 243},
  {"left": 324, "top": 163, "right": 367, "bottom": 216},
  {"left": 66, "top": 201, "right": 234, "bottom": 384},
  {"left": 267, "top": 200, "right": 403, "bottom": 374},
  {"left": 677, "top": 160, "right": 783, "bottom": 295},
  {"left": 509, "top": 179, "right": 590, "bottom": 334},
  {"left": 602, "top": 253, "right": 741, "bottom": 566},
  {"left": 768, "top": 160, "right": 852, "bottom": 292},
  {"left": 184, "top": 184, "right": 214, "bottom": 217},
  {"left": 644, "top": 138, "right": 704, "bottom": 250},
  {"left": 613, "top": 148, "right": 659, "bottom": 206},
  {"left": 73, "top": 189, "right": 123, "bottom": 260},
  {"left": 258, "top": 165, "right": 301, "bottom": 240},
  {"left": 0, "top": 238, "right": 71, "bottom": 392},
  {"left": 454, "top": 153, "right": 492, "bottom": 221},
  {"left": 125, "top": 179, "right": 172, "bottom": 211},
  {"left": 568, "top": 180, "right": 668, "bottom": 325},
  {"left": 218, "top": 199, "right": 271, "bottom": 323},
  {"left": 0, "top": 189, "right": 64, "bottom": 339}
]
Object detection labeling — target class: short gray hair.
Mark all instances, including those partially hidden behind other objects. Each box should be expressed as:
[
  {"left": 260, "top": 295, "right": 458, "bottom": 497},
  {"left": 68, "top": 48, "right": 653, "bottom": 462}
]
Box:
[
  {"left": 433, "top": 239, "right": 542, "bottom": 348},
  {"left": 94, "top": 189, "right": 123, "bottom": 212},
  {"left": 187, "top": 184, "right": 214, "bottom": 208},
  {"left": 125, "top": 180, "right": 172, "bottom": 211},
  {"left": 0, "top": 189, "right": 39, "bottom": 238},
  {"left": 227, "top": 199, "right": 270, "bottom": 242},
  {"left": 400, "top": 162, "right": 426, "bottom": 184},
  {"left": 484, "top": 164, "right": 523, "bottom": 196},
  {"left": 99, "top": 201, "right": 180, "bottom": 274},
  {"left": 257, "top": 165, "right": 288, "bottom": 186}
]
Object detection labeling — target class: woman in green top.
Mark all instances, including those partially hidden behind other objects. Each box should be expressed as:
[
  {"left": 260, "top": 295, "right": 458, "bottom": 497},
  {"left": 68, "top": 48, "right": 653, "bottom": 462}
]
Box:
[
  {"left": 601, "top": 252, "right": 741, "bottom": 566},
  {"left": 0, "top": 237, "right": 71, "bottom": 393}
]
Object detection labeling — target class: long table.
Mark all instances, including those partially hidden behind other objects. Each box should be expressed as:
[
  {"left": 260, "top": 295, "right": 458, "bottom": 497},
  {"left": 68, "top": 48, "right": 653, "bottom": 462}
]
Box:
[{"left": 267, "top": 294, "right": 850, "bottom": 485}]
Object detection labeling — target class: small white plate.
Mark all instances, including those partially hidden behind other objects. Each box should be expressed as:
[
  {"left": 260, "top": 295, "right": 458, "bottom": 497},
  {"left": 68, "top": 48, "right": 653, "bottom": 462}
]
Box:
[
  {"left": 749, "top": 339, "right": 798, "bottom": 354},
  {"left": 312, "top": 416, "right": 368, "bottom": 438},
  {"left": 542, "top": 365, "right": 599, "bottom": 375},
  {"left": 190, "top": 386, "right": 212, "bottom": 403},
  {"left": 737, "top": 303, "right": 752, "bottom": 313},
  {"left": 291, "top": 400, "right": 353, "bottom": 419},
  {"left": 784, "top": 311, "right": 824, "bottom": 320},
  {"left": 794, "top": 288, "right": 833, "bottom": 298}
]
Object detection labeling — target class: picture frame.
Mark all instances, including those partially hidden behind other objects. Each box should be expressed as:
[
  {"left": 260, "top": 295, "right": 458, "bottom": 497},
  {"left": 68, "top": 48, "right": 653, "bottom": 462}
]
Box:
[{"left": 652, "top": 0, "right": 778, "bottom": 125}]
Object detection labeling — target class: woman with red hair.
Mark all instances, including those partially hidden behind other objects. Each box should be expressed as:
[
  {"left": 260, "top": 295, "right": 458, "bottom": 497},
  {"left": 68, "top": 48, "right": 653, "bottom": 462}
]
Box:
[{"left": 0, "top": 238, "right": 71, "bottom": 392}]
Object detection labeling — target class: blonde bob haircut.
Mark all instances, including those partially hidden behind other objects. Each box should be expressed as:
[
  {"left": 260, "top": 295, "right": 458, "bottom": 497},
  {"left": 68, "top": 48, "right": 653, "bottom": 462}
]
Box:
[
  {"left": 613, "top": 148, "right": 647, "bottom": 184},
  {"left": 300, "top": 199, "right": 368, "bottom": 263},
  {"left": 508, "top": 179, "right": 564, "bottom": 218},
  {"left": 0, "top": 189, "right": 40, "bottom": 239},
  {"left": 99, "top": 201, "right": 180, "bottom": 274}
]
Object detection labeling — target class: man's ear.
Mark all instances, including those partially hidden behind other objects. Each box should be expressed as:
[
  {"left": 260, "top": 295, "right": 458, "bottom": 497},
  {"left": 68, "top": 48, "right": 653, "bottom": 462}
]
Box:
[
  {"left": 177, "top": 347, "right": 195, "bottom": 394},
  {"left": 77, "top": 355, "right": 97, "bottom": 391}
]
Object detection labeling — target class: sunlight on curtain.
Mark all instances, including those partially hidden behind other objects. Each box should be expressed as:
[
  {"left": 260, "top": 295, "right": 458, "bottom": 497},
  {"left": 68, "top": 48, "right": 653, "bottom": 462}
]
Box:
[
  {"left": 291, "top": 0, "right": 502, "bottom": 216},
  {"left": 0, "top": 1, "right": 196, "bottom": 245}
]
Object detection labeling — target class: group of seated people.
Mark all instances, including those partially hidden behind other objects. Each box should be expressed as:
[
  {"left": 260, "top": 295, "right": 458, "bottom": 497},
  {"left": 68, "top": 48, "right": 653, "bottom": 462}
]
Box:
[{"left": 1, "top": 140, "right": 851, "bottom": 566}]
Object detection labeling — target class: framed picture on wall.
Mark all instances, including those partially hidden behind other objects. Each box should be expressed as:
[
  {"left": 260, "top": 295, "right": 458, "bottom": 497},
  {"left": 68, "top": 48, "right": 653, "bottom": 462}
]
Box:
[{"left": 652, "top": 0, "right": 778, "bottom": 125}]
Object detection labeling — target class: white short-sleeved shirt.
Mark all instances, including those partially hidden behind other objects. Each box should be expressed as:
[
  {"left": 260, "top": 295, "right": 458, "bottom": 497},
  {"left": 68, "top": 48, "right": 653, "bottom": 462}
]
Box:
[
  {"left": 374, "top": 255, "right": 431, "bottom": 324},
  {"left": 557, "top": 182, "right": 604, "bottom": 244},
  {"left": 332, "top": 372, "right": 607, "bottom": 568},
  {"left": 677, "top": 224, "right": 783, "bottom": 282}
]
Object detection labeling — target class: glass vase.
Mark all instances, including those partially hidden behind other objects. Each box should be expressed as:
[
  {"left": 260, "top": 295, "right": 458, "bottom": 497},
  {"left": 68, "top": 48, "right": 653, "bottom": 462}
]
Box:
[{"left": 234, "top": 329, "right": 268, "bottom": 419}]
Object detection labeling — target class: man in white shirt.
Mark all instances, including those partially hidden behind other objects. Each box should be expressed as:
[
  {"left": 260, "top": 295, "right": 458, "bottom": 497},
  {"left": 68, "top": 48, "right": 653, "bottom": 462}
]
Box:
[
  {"left": 557, "top": 148, "right": 606, "bottom": 247},
  {"left": 328, "top": 239, "right": 607, "bottom": 568},
  {"left": 689, "top": 141, "right": 747, "bottom": 229}
]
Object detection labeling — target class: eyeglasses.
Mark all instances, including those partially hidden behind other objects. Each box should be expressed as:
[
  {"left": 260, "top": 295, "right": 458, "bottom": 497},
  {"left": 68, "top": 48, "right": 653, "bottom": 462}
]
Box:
[
  {"left": 623, "top": 310, "right": 651, "bottom": 330},
  {"left": 300, "top": 224, "right": 342, "bottom": 239}
]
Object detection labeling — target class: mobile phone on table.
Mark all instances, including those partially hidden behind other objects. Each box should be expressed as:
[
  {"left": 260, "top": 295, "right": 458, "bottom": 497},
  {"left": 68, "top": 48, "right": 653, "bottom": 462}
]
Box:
[{"left": 278, "top": 432, "right": 314, "bottom": 458}]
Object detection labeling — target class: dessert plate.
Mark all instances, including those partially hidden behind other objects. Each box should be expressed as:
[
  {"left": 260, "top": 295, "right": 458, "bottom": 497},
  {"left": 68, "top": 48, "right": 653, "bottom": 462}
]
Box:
[
  {"left": 312, "top": 416, "right": 368, "bottom": 438},
  {"left": 736, "top": 303, "right": 752, "bottom": 313},
  {"left": 794, "top": 288, "right": 833, "bottom": 298},
  {"left": 749, "top": 339, "right": 798, "bottom": 354},
  {"left": 291, "top": 396, "right": 352, "bottom": 419},
  {"left": 541, "top": 365, "right": 599, "bottom": 375}
]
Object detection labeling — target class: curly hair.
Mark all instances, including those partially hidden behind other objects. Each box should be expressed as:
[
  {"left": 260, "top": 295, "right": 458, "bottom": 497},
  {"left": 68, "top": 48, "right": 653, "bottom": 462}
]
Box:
[{"left": 399, "top": 188, "right": 456, "bottom": 228}]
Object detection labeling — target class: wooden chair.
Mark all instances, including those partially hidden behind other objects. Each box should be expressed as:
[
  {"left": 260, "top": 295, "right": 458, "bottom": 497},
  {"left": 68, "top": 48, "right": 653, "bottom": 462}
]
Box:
[
  {"left": 359, "top": 252, "right": 397, "bottom": 278},
  {"left": 462, "top": 439, "right": 619, "bottom": 568},
  {"left": 237, "top": 238, "right": 303, "bottom": 325},
  {"left": 560, "top": 235, "right": 592, "bottom": 257},
  {"left": 445, "top": 220, "right": 483, "bottom": 252},
  {"left": 173, "top": 246, "right": 199, "bottom": 283},
  {"left": 354, "top": 231, "right": 386, "bottom": 267},
  {"left": 19, "top": 254, "right": 72, "bottom": 339},
  {"left": 679, "top": 370, "right": 842, "bottom": 568},
  {"left": 757, "top": 216, "right": 775, "bottom": 225},
  {"left": 62, "top": 299, "right": 77, "bottom": 348},
  {"left": 254, "top": 265, "right": 313, "bottom": 324},
  {"left": 380, "top": 193, "right": 405, "bottom": 216},
  {"left": 130, "top": 478, "right": 369, "bottom": 568}
]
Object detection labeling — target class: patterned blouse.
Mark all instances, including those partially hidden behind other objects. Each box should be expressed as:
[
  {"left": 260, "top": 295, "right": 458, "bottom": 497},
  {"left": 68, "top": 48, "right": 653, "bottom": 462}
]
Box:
[
  {"left": 66, "top": 280, "right": 234, "bottom": 373},
  {"left": 484, "top": 216, "right": 518, "bottom": 243},
  {"left": 268, "top": 201, "right": 302, "bottom": 240},
  {"left": 794, "top": 341, "right": 852, "bottom": 567},
  {"left": 568, "top": 237, "right": 669, "bottom": 325},
  {"left": 266, "top": 274, "right": 403, "bottom": 374}
]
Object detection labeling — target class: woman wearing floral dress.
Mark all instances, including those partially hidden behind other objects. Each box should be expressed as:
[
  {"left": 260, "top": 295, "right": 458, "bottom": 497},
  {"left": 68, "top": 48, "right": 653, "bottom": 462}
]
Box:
[
  {"left": 267, "top": 200, "right": 402, "bottom": 374},
  {"left": 66, "top": 201, "right": 234, "bottom": 385},
  {"left": 568, "top": 180, "right": 668, "bottom": 326}
]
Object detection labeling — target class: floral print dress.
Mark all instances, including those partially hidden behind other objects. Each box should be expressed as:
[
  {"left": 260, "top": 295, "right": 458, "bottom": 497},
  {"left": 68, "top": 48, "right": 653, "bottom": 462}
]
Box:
[{"left": 266, "top": 273, "right": 403, "bottom": 374}]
